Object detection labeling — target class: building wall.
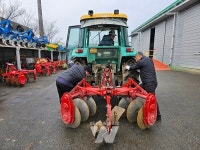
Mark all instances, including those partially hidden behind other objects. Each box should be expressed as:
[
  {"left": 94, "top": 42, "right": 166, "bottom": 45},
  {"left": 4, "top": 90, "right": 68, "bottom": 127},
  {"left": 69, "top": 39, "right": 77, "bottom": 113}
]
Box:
[
  {"left": 154, "top": 21, "right": 166, "bottom": 62},
  {"left": 154, "top": 17, "right": 174, "bottom": 65},
  {"left": 140, "top": 29, "right": 150, "bottom": 53},
  {"left": 132, "top": 34, "right": 140, "bottom": 51},
  {"left": 131, "top": 2, "right": 200, "bottom": 69},
  {"left": 173, "top": 2, "right": 200, "bottom": 69},
  {"left": 131, "top": 30, "right": 150, "bottom": 54}
]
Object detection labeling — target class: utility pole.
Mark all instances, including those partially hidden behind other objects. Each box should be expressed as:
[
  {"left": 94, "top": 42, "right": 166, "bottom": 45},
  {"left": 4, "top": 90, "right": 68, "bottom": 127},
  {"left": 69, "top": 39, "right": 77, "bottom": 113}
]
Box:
[{"left": 37, "top": 0, "right": 44, "bottom": 36}]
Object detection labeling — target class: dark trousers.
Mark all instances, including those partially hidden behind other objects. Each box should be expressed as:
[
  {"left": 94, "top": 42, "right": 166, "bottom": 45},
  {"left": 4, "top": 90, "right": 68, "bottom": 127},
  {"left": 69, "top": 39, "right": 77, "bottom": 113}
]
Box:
[
  {"left": 140, "top": 82, "right": 161, "bottom": 116},
  {"left": 56, "top": 81, "right": 72, "bottom": 102}
]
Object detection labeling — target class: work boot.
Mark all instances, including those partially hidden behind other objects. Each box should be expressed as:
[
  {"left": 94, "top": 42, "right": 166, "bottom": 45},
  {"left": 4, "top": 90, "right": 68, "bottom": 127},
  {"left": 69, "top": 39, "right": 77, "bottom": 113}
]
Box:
[
  {"left": 156, "top": 114, "right": 161, "bottom": 121},
  {"left": 156, "top": 103, "right": 161, "bottom": 121}
]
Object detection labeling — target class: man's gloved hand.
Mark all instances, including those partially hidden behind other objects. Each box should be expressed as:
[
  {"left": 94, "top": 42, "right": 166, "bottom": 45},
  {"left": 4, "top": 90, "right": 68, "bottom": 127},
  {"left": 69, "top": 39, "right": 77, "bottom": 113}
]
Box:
[{"left": 125, "top": 65, "right": 130, "bottom": 70}]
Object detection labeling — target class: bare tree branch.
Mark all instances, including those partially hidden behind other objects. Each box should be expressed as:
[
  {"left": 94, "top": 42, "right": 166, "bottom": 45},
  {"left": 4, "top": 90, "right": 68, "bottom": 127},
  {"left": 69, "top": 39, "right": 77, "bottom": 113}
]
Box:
[
  {"left": 0, "top": 0, "right": 25, "bottom": 21},
  {"left": 0, "top": 1, "right": 7, "bottom": 17},
  {"left": 20, "top": 11, "right": 34, "bottom": 27},
  {"left": 44, "top": 20, "right": 60, "bottom": 43},
  {"left": 54, "top": 37, "right": 64, "bottom": 44},
  {"left": 0, "top": 0, "right": 62, "bottom": 43}
]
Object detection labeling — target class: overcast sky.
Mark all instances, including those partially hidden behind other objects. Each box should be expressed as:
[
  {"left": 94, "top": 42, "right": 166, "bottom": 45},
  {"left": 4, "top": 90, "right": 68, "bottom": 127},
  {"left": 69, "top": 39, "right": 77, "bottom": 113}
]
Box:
[{"left": 19, "top": 0, "right": 176, "bottom": 43}]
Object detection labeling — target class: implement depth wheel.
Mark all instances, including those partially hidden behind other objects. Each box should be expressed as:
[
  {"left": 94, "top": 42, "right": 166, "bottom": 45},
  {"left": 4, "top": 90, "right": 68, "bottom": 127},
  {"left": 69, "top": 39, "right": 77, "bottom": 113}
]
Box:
[
  {"left": 84, "top": 96, "right": 96, "bottom": 117},
  {"left": 26, "top": 74, "right": 29, "bottom": 82},
  {"left": 6, "top": 78, "right": 11, "bottom": 85},
  {"left": 73, "top": 98, "right": 89, "bottom": 122},
  {"left": 127, "top": 98, "right": 144, "bottom": 123},
  {"left": 67, "top": 106, "right": 81, "bottom": 129},
  {"left": 118, "top": 97, "right": 130, "bottom": 109},
  {"left": 16, "top": 74, "right": 26, "bottom": 87},
  {"left": 11, "top": 77, "right": 16, "bottom": 86},
  {"left": 118, "top": 97, "right": 130, "bottom": 117},
  {"left": 16, "top": 79, "right": 24, "bottom": 87},
  {"left": 137, "top": 106, "right": 148, "bottom": 129}
]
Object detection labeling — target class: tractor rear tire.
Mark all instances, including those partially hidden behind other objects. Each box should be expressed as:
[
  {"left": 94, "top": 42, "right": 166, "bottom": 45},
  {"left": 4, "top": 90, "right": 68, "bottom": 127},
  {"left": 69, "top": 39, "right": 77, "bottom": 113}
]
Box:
[
  {"left": 126, "top": 98, "right": 144, "bottom": 123},
  {"left": 74, "top": 58, "right": 86, "bottom": 66},
  {"left": 122, "top": 59, "right": 139, "bottom": 84},
  {"left": 137, "top": 106, "right": 147, "bottom": 129},
  {"left": 73, "top": 98, "right": 89, "bottom": 122},
  {"left": 67, "top": 106, "right": 81, "bottom": 128},
  {"left": 84, "top": 96, "right": 97, "bottom": 117}
]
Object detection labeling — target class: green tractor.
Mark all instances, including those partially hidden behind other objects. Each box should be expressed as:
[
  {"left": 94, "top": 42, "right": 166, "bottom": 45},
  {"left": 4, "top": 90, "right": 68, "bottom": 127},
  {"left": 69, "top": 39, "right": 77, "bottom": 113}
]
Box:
[{"left": 66, "top": 10, "right": 139, "bottom": 85}]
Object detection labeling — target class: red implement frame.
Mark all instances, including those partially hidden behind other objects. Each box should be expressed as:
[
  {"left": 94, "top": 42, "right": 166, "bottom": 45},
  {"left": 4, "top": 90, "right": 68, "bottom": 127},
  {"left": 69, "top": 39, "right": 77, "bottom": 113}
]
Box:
[
  {"left": 60, "top": 66, "right": 157, "bottom": 131},
  {"left": 2, "top": 63, "right": 36, "bottom": 86},
  {"left": 35, "top": 58, "right": 65, "bottom": 75},
  {"left": 35, "top": 58, "right": 51, "bottom": 75}
]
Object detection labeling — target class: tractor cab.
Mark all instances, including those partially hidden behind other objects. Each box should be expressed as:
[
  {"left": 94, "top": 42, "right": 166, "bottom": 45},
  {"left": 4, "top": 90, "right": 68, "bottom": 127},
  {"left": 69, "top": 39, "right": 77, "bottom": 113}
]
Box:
[{"left": 66, "top": 10, "right": 138, "bottom": 85}]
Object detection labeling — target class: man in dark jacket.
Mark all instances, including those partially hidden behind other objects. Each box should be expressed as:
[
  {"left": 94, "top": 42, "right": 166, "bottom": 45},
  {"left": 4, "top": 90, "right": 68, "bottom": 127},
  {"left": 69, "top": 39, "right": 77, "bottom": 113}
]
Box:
[
  {"left": 99, "top": 30, "right": 116, "bottom": 46},
  {"left": 56, "top": 64, "right": 92, "bottom": 102},
  {"left": 125, "top": 51, "right": 161, "bottom": 121}
]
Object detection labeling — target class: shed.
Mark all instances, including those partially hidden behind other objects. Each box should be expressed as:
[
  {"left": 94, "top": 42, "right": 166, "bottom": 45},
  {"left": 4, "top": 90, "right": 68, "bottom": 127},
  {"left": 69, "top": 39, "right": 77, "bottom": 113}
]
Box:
[{"left": 131, "top": 0, "right": 200, "bottom": 69}]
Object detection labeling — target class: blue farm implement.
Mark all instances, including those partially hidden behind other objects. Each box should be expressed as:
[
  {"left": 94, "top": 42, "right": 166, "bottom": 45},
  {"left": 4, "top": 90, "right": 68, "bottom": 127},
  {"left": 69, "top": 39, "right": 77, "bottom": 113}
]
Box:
[{"left": 0, "top": 19, "right": 49, "bottom": 48}]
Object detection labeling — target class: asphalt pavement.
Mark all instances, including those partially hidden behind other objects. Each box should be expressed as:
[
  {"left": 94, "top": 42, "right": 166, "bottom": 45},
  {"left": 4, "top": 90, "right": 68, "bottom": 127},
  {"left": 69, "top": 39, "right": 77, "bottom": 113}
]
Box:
[{"left": 0, "top": 70, "right": 200, "bottom": 150}]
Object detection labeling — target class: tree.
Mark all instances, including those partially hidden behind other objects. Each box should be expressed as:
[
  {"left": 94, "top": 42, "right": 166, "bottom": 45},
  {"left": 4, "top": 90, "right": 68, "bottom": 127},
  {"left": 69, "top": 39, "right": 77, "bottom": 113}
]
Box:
[
  {"left": 0, "top": 0, "right": 25, "bottom": 21},
  {"left": 19, "top": 10, "right": 60, "bottom": 42},
  {"left": 44, "top": 20, "right": 59, "bottom": 43},
  {"left": 19, "top": 11, "right": 39, "bottom": 36},
  {"left": 0, "top": 0, "right": 62, "bottom": 43}
]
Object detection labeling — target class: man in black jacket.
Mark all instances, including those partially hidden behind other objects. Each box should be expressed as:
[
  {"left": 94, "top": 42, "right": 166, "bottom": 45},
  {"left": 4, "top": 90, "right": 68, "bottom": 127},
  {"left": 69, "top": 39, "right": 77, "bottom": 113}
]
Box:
[
  {"left": 99, "top": 30, "right": 116, "bottom": 46},
  {"left": 56, "top": 64, "right": 92, "bottom": 102},
  {"left": 125, "top": 51, "right": 161, "bottom": 121}
]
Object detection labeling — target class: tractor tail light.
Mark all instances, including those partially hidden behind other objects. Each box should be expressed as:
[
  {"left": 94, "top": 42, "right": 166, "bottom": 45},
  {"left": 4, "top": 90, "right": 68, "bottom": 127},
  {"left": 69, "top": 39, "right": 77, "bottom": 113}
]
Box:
[
  {"left": 126, "top": 48, "right": 133, "bottom": 52},
  {"left": 76, "top": 49, "right": 83, "bottom": 53}
]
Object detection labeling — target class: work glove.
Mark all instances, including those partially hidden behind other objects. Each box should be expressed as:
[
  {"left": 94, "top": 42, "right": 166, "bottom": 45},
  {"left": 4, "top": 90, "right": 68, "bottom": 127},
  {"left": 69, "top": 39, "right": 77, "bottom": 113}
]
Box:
[{"left": 125, "top": 65, "right": 130, "bottom": 70}]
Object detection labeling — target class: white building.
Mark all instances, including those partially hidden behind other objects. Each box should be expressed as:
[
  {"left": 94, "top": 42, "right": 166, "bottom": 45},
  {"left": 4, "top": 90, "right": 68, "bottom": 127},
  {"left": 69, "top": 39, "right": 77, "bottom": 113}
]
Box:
[{"left": 131, "top": 0, "right": 200, "bottom": 69}]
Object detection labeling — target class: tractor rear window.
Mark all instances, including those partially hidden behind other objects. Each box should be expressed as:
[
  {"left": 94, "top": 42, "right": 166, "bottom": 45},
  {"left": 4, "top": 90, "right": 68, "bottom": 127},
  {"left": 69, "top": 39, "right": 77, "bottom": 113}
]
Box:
[{"left": 88, "top": 29, "right": 119, "bottom": 47}]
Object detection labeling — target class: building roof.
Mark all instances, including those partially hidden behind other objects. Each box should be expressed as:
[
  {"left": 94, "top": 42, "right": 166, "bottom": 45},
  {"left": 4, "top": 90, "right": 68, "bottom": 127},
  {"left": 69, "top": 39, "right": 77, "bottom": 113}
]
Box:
[{"left": 131, "top": 0, "right": 199, "bottom": 36}]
